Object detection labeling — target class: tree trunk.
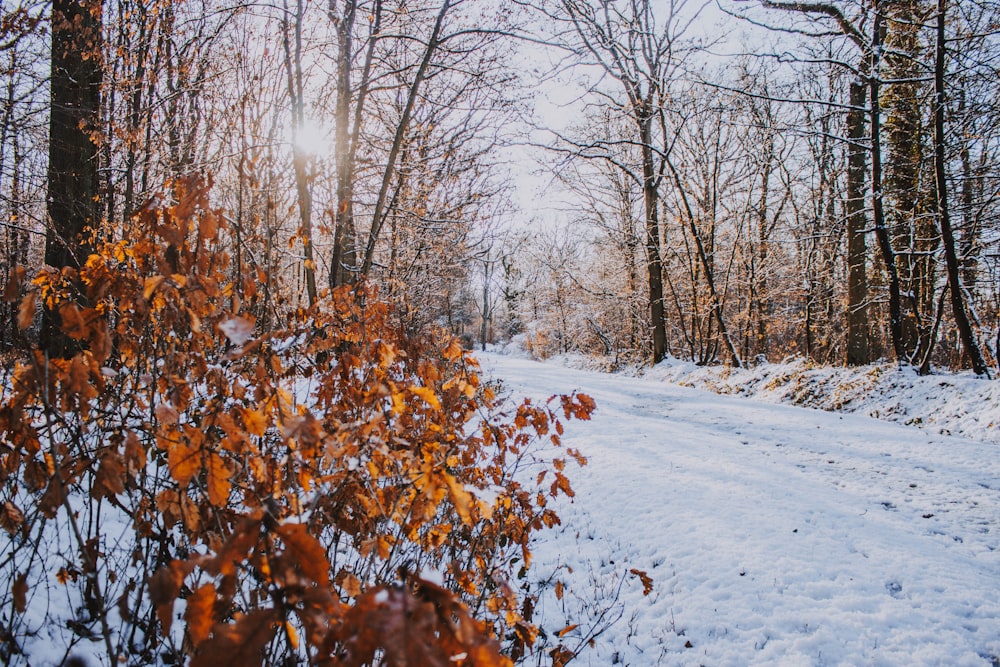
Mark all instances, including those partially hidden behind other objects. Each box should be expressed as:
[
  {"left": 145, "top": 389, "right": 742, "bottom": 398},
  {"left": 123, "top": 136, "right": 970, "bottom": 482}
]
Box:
[
  {"left": 846, "top": 80, "right": 870, "bottom": 365},
  {"left": 931, "top": 0, "right": 990, "bottom": 376},
  {"left": 867, "top": 5, "right": 905, "bottom": 363},
  {"left": 639, "top": 116, "right": 668, "bottom": 364},
  {"left": 282, "top": 0, "right": 317, "bottom": 304},
  {"left": 43, "top": 0, "right": 103, "bottom": 357}
]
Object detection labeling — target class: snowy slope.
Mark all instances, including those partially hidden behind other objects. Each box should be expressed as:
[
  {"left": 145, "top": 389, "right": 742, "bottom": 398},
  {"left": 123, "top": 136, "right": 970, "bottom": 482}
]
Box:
[{"left": 477, "top": 353, "right": 1000, "bottom": 666}]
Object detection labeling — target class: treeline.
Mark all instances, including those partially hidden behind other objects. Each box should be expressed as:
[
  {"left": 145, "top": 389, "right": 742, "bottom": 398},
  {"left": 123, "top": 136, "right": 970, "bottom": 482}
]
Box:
[{"left": 2, "top": 0, "right": 999, "bottom": 365}]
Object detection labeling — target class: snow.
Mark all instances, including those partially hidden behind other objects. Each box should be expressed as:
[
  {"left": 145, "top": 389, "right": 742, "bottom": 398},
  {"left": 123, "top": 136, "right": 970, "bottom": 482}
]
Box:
[{"left": 477, "top": 352, "right": 1000, "bottom": 666}]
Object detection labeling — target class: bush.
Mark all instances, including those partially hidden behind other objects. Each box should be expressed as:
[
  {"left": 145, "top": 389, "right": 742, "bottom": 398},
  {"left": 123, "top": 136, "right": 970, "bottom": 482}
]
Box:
[{"left": 0, "top": 178, "right": 593, "bottom": 666}]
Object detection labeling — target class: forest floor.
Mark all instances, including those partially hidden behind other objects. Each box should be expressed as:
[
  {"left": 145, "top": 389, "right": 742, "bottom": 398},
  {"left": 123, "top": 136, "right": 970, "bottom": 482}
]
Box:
[{"left": 478, "top": 352, "right": 1000, "bottom": 666}]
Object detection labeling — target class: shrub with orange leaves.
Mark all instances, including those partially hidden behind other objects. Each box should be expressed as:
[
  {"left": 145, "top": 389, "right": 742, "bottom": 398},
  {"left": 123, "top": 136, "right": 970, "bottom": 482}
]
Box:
[{"left": 0, "top": 177, "right": 593, "bottom": 666}]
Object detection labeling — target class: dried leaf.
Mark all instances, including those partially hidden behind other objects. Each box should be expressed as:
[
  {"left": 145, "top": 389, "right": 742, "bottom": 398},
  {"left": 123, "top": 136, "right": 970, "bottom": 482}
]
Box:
[
  {"left": 446, "top": 475, "right": 474, "bottom": 526},
  {"left": 13, "top": 572, "right": 27, "bottom": 613},
  {"left": 209, "top": 518, "right": 261, "bottom": 577},
  {"left": 239, "top": 406, "right": 268, "bottom": 437},
  {"left": 557, "top": 624, "right": 578, "bottom": 638},
  {"left": 58, "top": 302, "right": 87, "bottom": 339},
  {"left": 409, "top": 385, "right": 441, "bottom": 410},
  {"left": 94, "top": 449, "right": 126, "bottom": 497},
  {"left": 143, "top": 275, "right": 166, "bottom": 301},
  {"left": 1, "top": 501, "right": 25, "bottom": 535},
  {"left": 124, "top": 431, "right": 146, "bottom": 474},
  {"left": 3, "top": 265, "right": 24, "bottom": 302},
  {"left": 17, "top": 291, "right": 35, "bottom": 330},
  {"left": 275, "top": 523, "right": 329, "bottom": 586},
  {"left": 185, "top": 583, "right": 216, "bottom": 646},
  {"left": 167, "top": 437, "right": 201, "bottom": 488},
  {"left": 190, "top": 610, "right": 279, "bottom": 667},
  {"left": 205, "top": 452, "right": 231, "bottom": 507},
  {"left": 155, "top": 402, "right": 180, "bottom": 425},
  {"left": 339, "top": 571, "right": 362, "bottom": 597},
  {"left": 199, "top": 210, "right": 218, "bottom": 240},
  {"left": 630, "top": 568, "right": 654, "bottom": 596},
  {"left": 149, "top": 562, "right": 185, "bottom": 634}
]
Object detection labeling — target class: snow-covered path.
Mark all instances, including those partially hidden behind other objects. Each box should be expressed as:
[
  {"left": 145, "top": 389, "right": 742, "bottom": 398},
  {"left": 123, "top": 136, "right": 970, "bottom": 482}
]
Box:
[{"left": 478, "top": 353, "right": 1000, "bottom": 666}]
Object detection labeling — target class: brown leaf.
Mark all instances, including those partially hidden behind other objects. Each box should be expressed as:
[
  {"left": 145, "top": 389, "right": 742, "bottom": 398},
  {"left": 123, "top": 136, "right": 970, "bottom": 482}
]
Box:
[
  {"left": 124, "top": 431, "right": 146, "bottom": 475},
  {"left": 149, "top": 562, "right": 185, "bottom": 635},
  {"left": 630, "top": 568, "right": 654, "bottom": 596},
  {"left": 191, "top": 610, "right": 279, "bottom": 667},
  {"left": 167, "top": 437, "right": 201, "bottom": 488},
  {"left": 3, "top": 265, "right": 24, "bottom": 302},
  {"left": 155, "top": 402, "right": 180, "bottom": 425},
  {"left": 12, "top": 572, "right": 27, "bottom": 613},
  {"left": 1, "top": 501, "right": 25, "bottom": 535},
  {"left": 208, "top": 518, "right": 261, "bottom": 577},
  {"left": 199, "top": 210, "right": 219, "bottom": 240},
  {"left": 185, "top": 583, "right": 216, "bottom": 646},
  {"left": 94, "top": 449, "right": 126, "bottom": 498},
  {"left": 58, "top": 302, "right": 87, "bottom": 340},
  {"left": 17, "top": 291, "right": 35, "bottom": 330},
  {"left": 205, "top": 452, "right": 232, "bottom": 507},
  {"left": 275, "top": 523, "right": 330, "bottom": 586}
]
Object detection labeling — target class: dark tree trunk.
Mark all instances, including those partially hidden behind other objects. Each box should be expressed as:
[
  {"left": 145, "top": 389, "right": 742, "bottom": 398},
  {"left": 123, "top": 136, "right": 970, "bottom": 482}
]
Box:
[
  {"left": 639, "top": 115, "right": 667, "bottom": 365},
  {"left": 43, "top": 0, "right": 103, "bottom": 357},
  {"left": 932, "top": 0, "right": 990, "bottom": 376},
  {"left": 846, "top": 80, "right": 870, "bottom": 365}
]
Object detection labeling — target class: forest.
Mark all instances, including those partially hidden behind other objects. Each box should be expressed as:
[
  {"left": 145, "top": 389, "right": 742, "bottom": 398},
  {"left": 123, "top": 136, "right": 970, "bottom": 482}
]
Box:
[{"left": 0, "top": 0, "right": 998, "bottom": 664}]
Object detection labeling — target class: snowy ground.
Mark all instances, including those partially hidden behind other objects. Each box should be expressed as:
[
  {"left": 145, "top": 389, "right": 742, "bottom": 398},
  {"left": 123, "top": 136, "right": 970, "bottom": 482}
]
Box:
[{"left": 477, "top": 353, "right": 1000, "bottom": 666}]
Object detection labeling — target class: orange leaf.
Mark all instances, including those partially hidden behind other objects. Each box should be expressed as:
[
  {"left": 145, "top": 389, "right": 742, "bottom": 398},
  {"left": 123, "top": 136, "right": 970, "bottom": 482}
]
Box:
[
  {"left": 143, "top": 275, "right": 166, "bottom": 301},
  {"left": 185, "top": 583, "right": 216, "bottom": 646},
  {"left": 275, "top": 523, "right": 329, "bottom": 586},
  {"left": 239, "top": 406, "right": 268, "bottom": 437},
  {"left": 630, "top": 568, "right": 654, "bottom": 596},
  {"left": 443, "top": 338, "right": 464, "bottom": 362},
  {"left": 209, "top": 519, "right": 261, "bottom": 577},
  {"left": 199, "top": 210, "right": 219, "bottom": 240},
  {"left": 17, "top": 291, "right": 35, "bottom": 330},
  {"left": 205, "top": 452, "right": 231, "bottom": 507},
  {"left": 446, "top": 475, "right": 474, "bottom": 526},
  {"left": 339, "top": 572, "right": 362, "bottom": 597},
  {"left": 167, "top": 438, "right": 201, "bottom": 488},
  {"left": 409, "top": 385, "right": 440, "bottom": 410},
  {"left": 557, "top": 624, "right": 578, "bottom": 638},
  {"left": 58, "top": 302, "right": 87, "bottom": 339}
]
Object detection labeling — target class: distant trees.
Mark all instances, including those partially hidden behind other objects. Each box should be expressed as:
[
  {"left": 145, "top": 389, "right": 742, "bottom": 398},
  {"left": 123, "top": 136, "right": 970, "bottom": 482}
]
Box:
[
  {"left": 503, "top": 0, "right": 999, "bottom": 373},
  {"left": 2, "top": 0, "right": 998, "bottom": 370}
]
